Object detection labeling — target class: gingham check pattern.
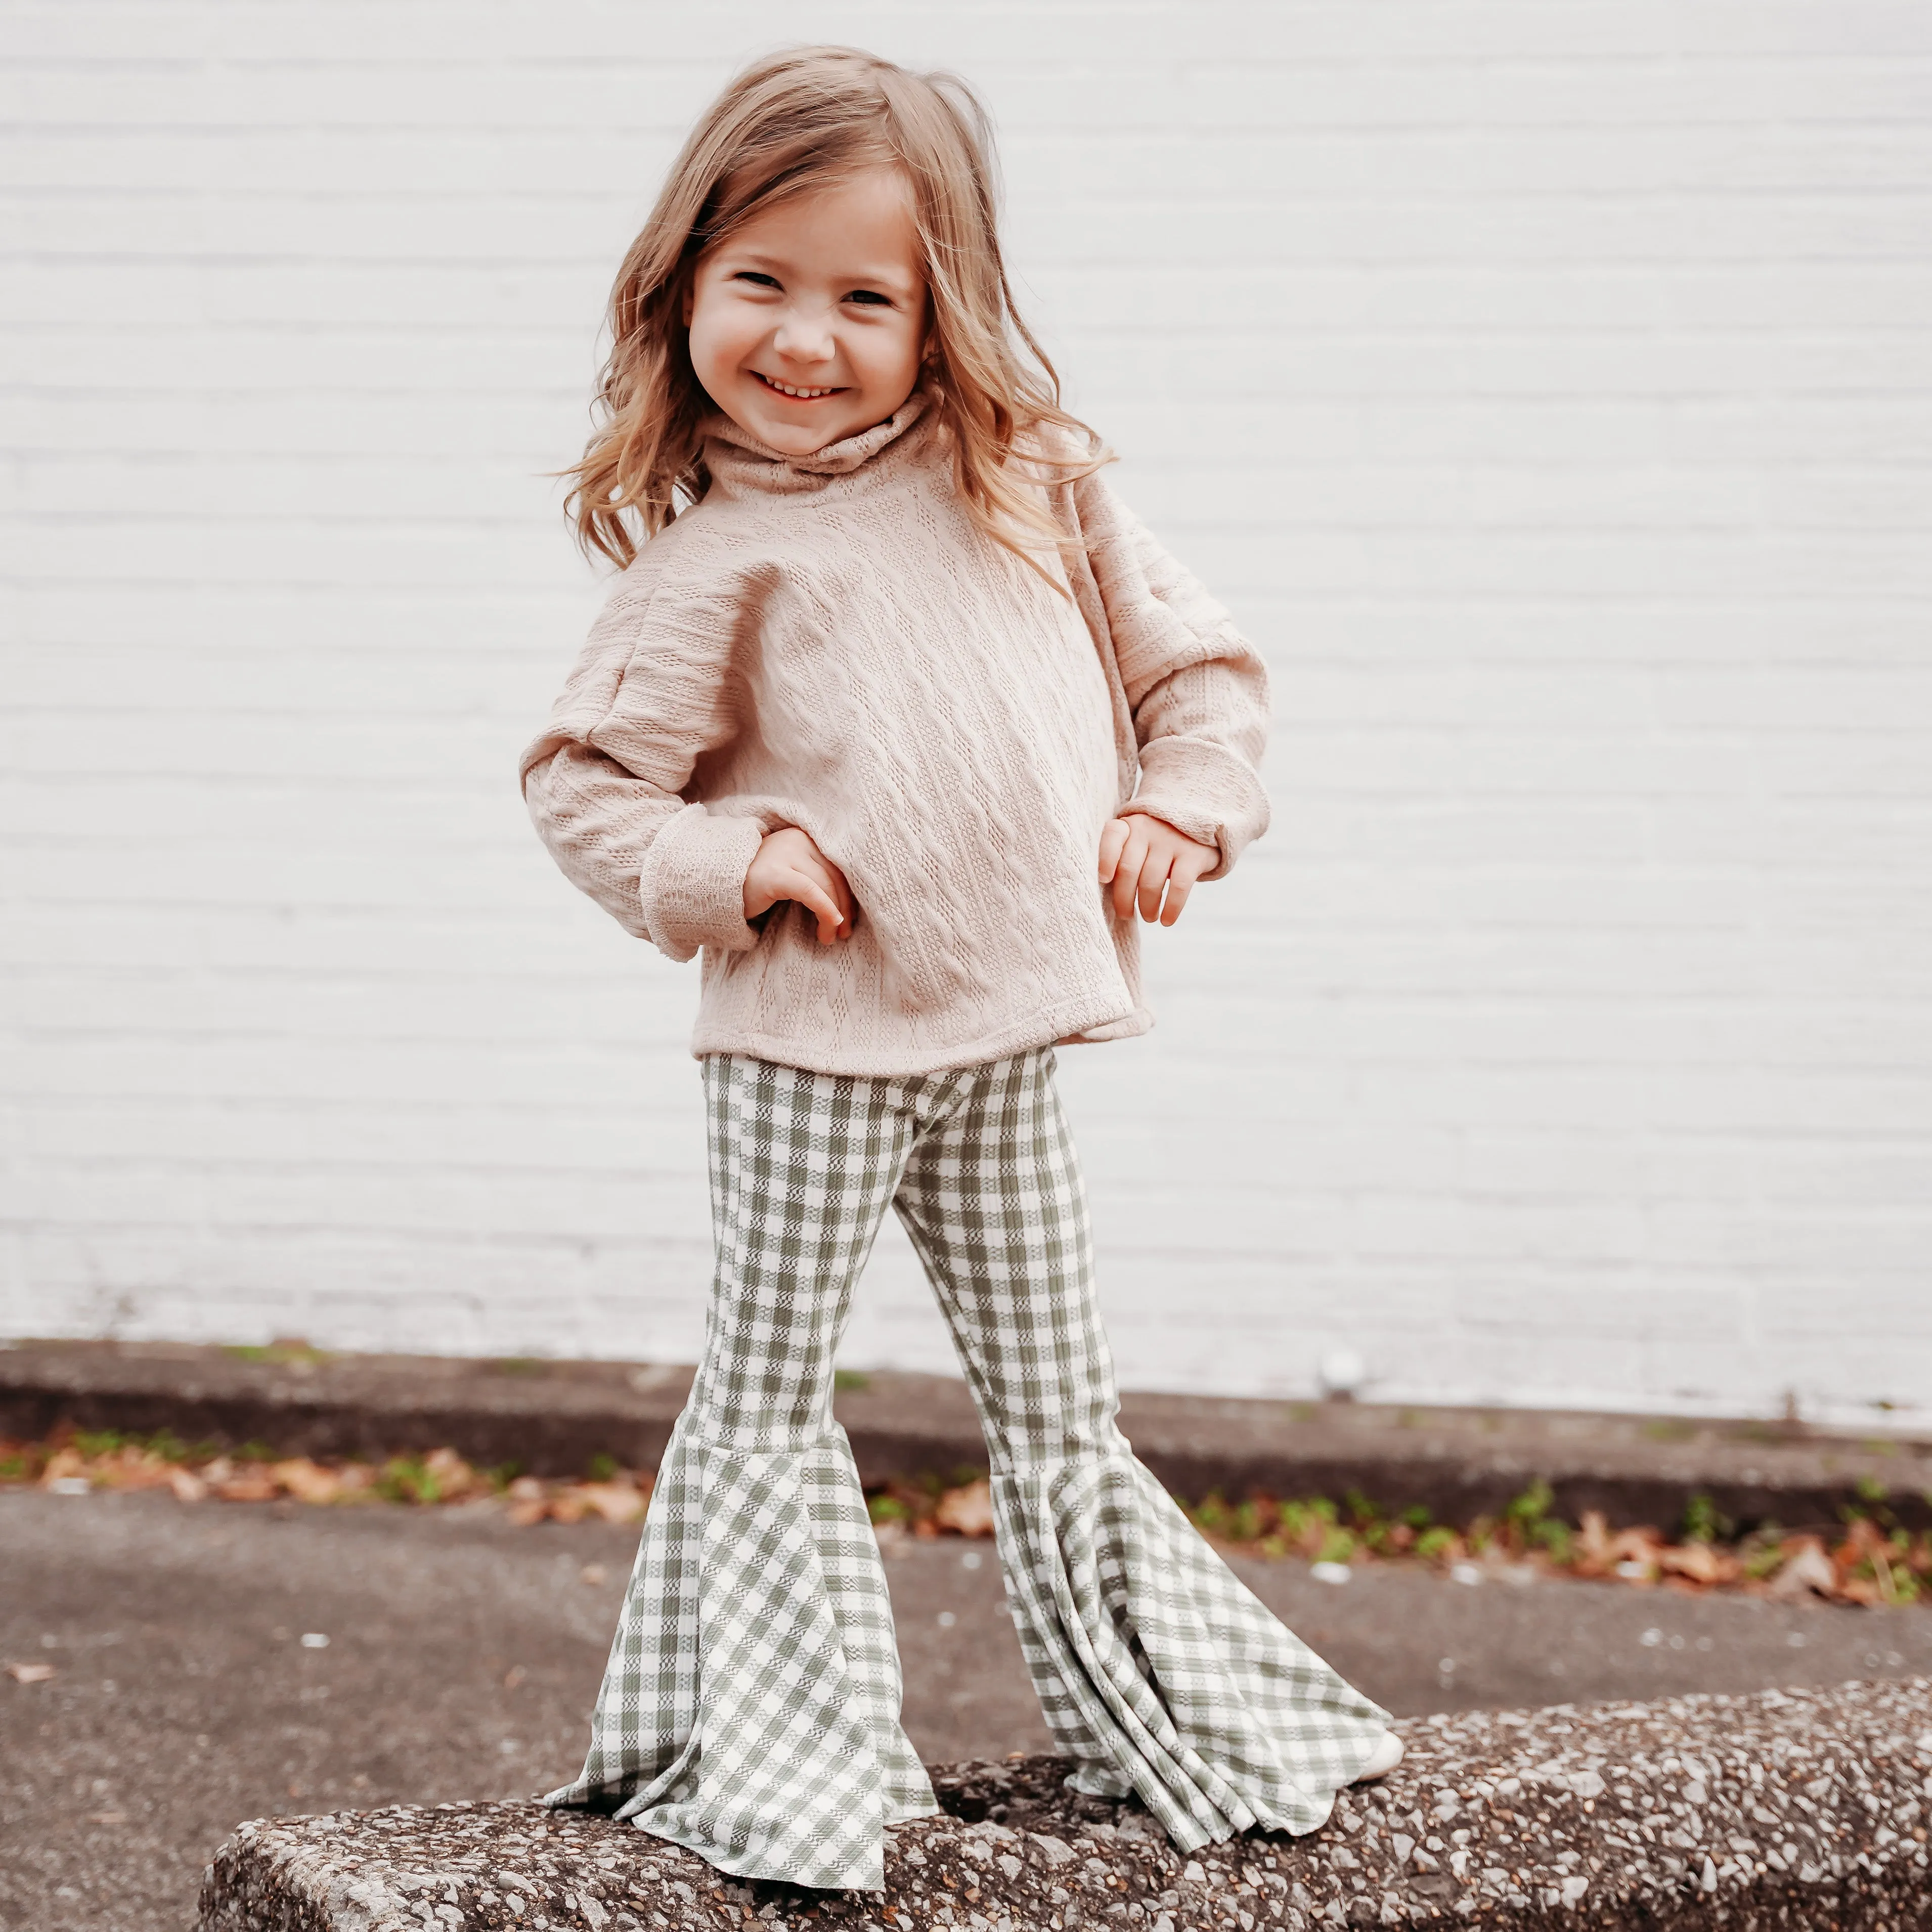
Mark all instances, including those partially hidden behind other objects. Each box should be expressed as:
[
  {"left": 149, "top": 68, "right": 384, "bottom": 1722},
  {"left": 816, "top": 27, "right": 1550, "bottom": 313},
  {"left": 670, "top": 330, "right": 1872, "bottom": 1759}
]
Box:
[{"left": 545, "top": 1049, "right": 1390, "bottom": 1889}]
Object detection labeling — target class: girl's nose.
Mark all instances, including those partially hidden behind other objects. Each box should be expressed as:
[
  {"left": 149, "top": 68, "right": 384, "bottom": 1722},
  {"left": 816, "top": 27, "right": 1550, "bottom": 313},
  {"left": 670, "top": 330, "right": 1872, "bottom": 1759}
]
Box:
[{"left": 771, "top": 305, "right": 837, "bottom": 365}]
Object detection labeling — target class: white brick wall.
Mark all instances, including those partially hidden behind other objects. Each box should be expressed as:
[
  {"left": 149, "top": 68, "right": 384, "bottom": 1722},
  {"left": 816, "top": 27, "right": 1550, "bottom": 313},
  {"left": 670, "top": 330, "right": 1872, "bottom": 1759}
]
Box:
[{"left": 5, "top": 2, "right": 1930, "bottom": 1429}]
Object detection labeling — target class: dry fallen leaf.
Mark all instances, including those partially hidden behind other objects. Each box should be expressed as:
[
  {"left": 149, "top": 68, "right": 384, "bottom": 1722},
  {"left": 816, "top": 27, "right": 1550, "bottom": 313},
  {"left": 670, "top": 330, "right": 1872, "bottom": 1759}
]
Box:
[
  {"left": 933, "top": 1478, "right": 996, "bottom": 1538},
  {"left": 39, "top": 1447, "right": 86, "bottom": 1487},
  {"left": 423, "top": 1446, "right": 477, "bottom": 1497},
  {"left": 6, "top": 1661, "right": 56, "bottom": 1684},
  {"left": 1572, "top": 1510, "right": 1614, "bottom": 1575},
  {"left": 1608, "top": 1527, "right": 1665, "bottom": 1564},
  {"left": 94, "top": 1448, "right": 177, "bottom": 1492},
  {"left": 1766, "top": 1536, "right": 1838, "bottom": 1602},
  {"left": 271, "top": 1459, "right": 342, "bottom": 1506},
  {"left": 576, "top": 1480, "right": 648, "bottom": 1526},
  {"left": 1833, "top": 1518, "right": 1904, "bottom": 1602},
  {"left": 214, "top": 1471, "right": 279, "bottom": 1503},
  {"left": 168, "top": 1466, "right": 208, "bottom": 1504},
  {"left": 504, "top": 1476, "right": 550, "bottom": 1526},
  {"left": 1658, "top": 1543, "right": 1734, "bottom": 1587}
]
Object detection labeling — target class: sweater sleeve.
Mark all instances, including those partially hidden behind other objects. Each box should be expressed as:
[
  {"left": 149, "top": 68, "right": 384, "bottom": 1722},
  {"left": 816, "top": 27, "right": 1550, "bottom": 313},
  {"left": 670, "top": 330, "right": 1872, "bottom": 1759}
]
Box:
[
  {"left": 518, "top": 570, "right": 765, "bottom": 963},
  {"left": 1068, "top": 467, "right": 1272, "bottom": 879}
]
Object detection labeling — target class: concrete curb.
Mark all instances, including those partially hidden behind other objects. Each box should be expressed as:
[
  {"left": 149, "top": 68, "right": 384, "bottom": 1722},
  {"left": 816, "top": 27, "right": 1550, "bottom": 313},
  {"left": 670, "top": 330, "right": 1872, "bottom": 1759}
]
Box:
[
  {"left": 196, "top": 1679, "right": 1932, "bottom": 1930},
  {"left": 8, "top": 1340, "right": 1931, "bottom": 1531}
]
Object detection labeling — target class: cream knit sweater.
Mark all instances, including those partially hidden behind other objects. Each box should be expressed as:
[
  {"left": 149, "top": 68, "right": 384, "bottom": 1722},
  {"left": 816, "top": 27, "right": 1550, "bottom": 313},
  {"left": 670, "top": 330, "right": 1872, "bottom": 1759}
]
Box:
[{"left": 520, "top": 397, "right": 1270, "bottom": 1076}]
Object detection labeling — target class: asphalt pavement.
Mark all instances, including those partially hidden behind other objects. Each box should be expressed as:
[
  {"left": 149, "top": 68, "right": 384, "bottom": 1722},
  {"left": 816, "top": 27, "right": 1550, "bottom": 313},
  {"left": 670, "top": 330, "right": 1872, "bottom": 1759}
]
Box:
[{"left": 6, "top": 1488, "right": 1931, "bottom": 1932}]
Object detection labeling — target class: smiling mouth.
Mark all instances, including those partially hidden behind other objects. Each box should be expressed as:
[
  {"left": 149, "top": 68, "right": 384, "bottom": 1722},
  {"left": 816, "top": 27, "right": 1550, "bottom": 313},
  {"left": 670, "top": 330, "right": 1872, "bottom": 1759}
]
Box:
[{"left": 752, "top": 372, "right": 845, "bottom": 401}]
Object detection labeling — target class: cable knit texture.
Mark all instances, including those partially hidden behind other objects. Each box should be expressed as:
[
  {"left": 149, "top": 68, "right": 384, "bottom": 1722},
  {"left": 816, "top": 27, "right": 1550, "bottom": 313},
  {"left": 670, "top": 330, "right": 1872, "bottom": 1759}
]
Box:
[{"left": 520, "top": 397, "right": 1270, "bottom": 1077}]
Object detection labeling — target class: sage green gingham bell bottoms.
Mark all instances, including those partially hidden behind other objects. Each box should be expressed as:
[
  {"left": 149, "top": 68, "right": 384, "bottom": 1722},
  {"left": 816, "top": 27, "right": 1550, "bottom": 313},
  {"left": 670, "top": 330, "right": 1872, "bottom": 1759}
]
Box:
[{"left": 543, "top": 1048, "right": 1390, "bottom": 1890}]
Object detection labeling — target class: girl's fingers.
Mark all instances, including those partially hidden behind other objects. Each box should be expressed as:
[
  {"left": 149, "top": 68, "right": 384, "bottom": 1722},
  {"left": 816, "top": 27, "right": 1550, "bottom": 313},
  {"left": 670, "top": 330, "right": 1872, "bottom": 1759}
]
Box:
[
  {"left": 745, "top": 829, "right": 857, "bottom": 941},
  {"left": 1110, "top": 825, "right": 1149, "bottom": 920},
  {"left": 788, "top": 873, "right": 847, "bottom": 944},
  {"left": 1137, "top": 851, "right": 1171, "bottom": 924},
  {"left": 1097, "top": 817, "right": 1131, "bottom": 883},
  {"left": 794, "top": 837, "right": 853, "bottom": 937},
  {"left": 1159, "top": 846, "right": 1213, "bottom": 926},
  {"left": 785, "top": 844, "right": 854, "bottom": 942},
  {"left": 826, "top": 859, "right": 857, "bottom": 936}
]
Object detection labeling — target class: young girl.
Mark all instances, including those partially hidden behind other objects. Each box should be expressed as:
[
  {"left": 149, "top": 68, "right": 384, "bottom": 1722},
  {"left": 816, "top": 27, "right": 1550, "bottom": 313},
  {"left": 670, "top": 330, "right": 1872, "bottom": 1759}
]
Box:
[{"left": 523, "top": 46, "right": 1398, "bottom": 1893}]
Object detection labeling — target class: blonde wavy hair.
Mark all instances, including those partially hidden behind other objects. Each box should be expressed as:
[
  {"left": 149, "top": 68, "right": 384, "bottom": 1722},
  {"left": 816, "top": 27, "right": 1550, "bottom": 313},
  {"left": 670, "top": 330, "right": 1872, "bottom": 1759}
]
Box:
[{"left": 565, "top": 45, "right": 1106, "bottom": 576}]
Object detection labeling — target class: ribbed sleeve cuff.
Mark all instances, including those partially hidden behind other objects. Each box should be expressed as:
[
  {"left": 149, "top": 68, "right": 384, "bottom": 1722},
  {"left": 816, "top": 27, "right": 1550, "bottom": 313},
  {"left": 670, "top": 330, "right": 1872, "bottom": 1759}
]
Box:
[
  {"left": 635, "top": 806, "right": 766, "bottom": 962},
  {"left": 1124, "top": 740, "right": 1270, "bottom": 881}
]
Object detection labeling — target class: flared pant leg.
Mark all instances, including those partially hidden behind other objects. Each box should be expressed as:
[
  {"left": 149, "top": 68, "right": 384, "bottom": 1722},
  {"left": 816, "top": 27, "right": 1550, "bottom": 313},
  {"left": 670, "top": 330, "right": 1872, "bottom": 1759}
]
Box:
[
  {"left": 542, "top": 1055, "right": 938, "bottom": 1890},
  {"left": 891, "top": 1049, "right": 1393, "bottom": 1852}
]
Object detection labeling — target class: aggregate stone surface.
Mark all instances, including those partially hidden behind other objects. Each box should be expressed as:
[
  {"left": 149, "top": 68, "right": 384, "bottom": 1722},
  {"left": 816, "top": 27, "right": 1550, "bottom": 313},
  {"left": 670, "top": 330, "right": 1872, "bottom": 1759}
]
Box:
[
  {"left": 8, "top": 1490, "right": 1932, "bottom": 1931},
  {"left": 198, "top": 1681, "right": 1932, "bottom": 1931}
]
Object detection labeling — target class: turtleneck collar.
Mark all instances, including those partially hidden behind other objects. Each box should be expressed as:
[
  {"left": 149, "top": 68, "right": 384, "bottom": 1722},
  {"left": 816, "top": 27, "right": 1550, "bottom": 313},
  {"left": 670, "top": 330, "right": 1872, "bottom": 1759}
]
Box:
[{"left": 701, "top": 392, "right": 932, "bottom": 493}]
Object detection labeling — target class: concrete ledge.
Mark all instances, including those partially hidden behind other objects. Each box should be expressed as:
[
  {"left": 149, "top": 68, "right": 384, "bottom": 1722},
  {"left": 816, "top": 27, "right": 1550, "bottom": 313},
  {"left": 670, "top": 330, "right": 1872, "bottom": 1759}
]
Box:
[
  {"left": 9, "top": 1339, "right": 1931, "bottom": 1530},
  {"left": 198, "top": 1679, "right": 1931, "bottom": 1931}
]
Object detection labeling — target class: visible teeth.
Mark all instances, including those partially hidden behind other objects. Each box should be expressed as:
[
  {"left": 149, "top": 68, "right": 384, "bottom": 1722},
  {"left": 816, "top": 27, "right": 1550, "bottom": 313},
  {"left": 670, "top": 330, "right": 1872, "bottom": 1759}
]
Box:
[{"left": 764, "top": 378, "right": 835, "bottom": 398}]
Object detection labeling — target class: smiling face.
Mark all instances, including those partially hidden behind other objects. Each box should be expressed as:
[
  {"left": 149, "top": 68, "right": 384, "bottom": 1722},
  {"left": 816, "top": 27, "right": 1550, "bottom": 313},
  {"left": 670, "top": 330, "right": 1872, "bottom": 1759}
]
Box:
[{"left": 683, "top": 166, "right": 929, "bottom": 456}]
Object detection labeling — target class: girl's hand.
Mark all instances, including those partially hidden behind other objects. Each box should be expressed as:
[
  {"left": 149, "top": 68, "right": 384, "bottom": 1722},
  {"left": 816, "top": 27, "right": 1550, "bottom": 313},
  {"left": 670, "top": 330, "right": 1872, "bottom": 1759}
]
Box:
[
  {"left": 743, "top": 825, "right": 856, "bottom": 944},
  {"left": 1099, "top": 814, "right": 1218, "bottom": 926}
]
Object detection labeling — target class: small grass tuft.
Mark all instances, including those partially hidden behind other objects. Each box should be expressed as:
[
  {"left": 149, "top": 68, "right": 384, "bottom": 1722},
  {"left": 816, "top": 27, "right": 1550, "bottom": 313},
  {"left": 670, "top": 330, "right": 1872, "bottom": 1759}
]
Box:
[
  {"left": 1681, "top": 1489, "right": 1734, "bottom": 1546},
  {"left": 375, "top": 1456, "right": 441, "bottom": 1506},
  {"left": 224, "top": 1342, "right": 333, "bottom": 1367}
]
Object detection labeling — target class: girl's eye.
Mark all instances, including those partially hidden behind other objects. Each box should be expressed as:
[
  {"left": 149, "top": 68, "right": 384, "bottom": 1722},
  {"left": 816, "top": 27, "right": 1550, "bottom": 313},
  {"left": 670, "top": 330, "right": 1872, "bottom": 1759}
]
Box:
[
  {"left": 733, "top": 272, "right": 780, "bottom": 289},
  {"left": 845, "top": 289, "right": 892, "bottom": 307}
]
